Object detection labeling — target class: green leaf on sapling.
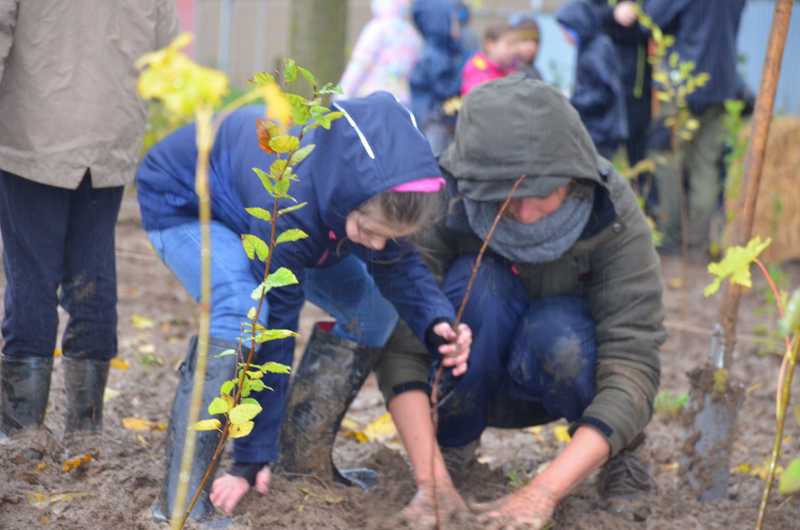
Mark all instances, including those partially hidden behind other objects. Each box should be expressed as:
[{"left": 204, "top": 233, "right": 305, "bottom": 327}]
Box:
[
  {"left": 241, "top": 234, "right": 269, "bottom": 261},
  {"left": 246, "top": 207, "right": 272, "bottom": 223},
  {"left": 266, "top": 267, "right": 299, "bottom": 289},
  {"left": 779, "top": 458, "right": 800, "bottom": 495},
  {"left": 276, "top": 228, "right": 309, "bottom": 244},
  {"left": 704, "top": 237, "right": 772, "bottom": 297},
  {"left": 262, "top": 361, "right": 292, "bottom": 374},
  {"left": 255, "top": 329, "right": 298, "bottom": 343},
  {"left": 288, "top": 144, "right": 315, "bottom": 167},
  {"left": 269, "top": 135, "right": 300, "bottom": 154}
]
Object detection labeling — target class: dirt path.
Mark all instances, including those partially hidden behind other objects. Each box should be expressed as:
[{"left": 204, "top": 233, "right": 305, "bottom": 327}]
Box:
[{"left": 1, "top": 190, "right": 799, "bottom": 529}]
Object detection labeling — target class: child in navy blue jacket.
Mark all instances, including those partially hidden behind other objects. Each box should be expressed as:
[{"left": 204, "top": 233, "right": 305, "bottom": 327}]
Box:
[
  {"left": 137, "top": 92, "right": 472, "bottom": 520},
  {"left": 557, "top": 0, "right": 628, "bottom": 159}
]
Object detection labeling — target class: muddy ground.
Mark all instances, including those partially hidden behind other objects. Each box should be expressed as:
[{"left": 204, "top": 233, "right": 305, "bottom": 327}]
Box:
[{"left": 1, "top": 189, "right": 799, "bottom": 529}]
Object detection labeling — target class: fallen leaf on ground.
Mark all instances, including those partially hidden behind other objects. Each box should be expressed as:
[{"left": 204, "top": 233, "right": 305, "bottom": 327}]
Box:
[
  {"left": 35, "top": 463, "right": 47, "bottom": 472},
  {"left": 103, "top": 387, "right": 120, "bottom": 403},
  {"left": 131, "top": 314, "right": 155, "bottom": 329},
  {"left": 122, "top": 417, "right": 166, "bottom": 432},
  {"left": 63, "top": 453, "right": 93, "bottom": 473},
  {"left": 661, "top": 462, "right": 679, "bottom": 473},
  {"left": 110, "top": 358, "right": 129, "bottom": 371},
  {"left": 136, "top": 434, "right": 150, "bottom": 447},
  {"left": 341, "top": 413, "right": 397, "bottom": 444},
  {"left": 53, "top": 348, "right": 62, "bottom": 357},
  {"left": 138, "top": 343, "right": 156, "bottom": 354},
  {"left": 552, "top": 425, "right": 571, "bottom": 444},
  {"left": 668, "top": 277, "right": 684, "bottom": 290},
  {"left": 732, "top": 461, "right": 783, "bottom": 481},
  {"left": 25, "top": 490, "right": 90, "bottom": 508}
]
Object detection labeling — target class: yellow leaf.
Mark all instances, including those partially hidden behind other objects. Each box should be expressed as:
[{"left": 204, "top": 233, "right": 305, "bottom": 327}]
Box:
[
  {"left": 122, "top": 417, "right": 167, "bottom": 432},
  {"left": 705, "top": 237, "right": 772, "bottom": 297},
  {"left": 229, "top": 402, "right": 262, "bottom": 425},
  {"left": 25, "top": 490, "right": 90, "bottom": 508},
  {"left": 340, "top": 416, "right": 360, "bottom": 432},
  {"left": 732, "top": 463, "right": 752, "bottom": 474},
  {"left": 192, "top": 419, "right": 222, "bottom": 431},
  {"left": 62, "top": 453, "right": 93, "bottom": 473},
  {"left": 668, "top": 277, "right": 684, "bottom": 290},
  {"left": 362, "top": 413, "right": 398, "bottom": 443},
  {"left": 36, "top": 462, "right": 47, "bottom": 472},
  {"left": 343, "top": 430, "right": 370, "bottom": 444},
  {"left": 229, "top": 420, "right": 254, "bottom": 438},
  {"left": 110, "top": 358, "right": 129, "bottom": 371},
  {"left": 661, "top": 462, "right": 679, "bottom": 473},
  {"left": 131, "top": 314, "right": 155, "bottom": 329},
  {"left": 552, "top": 425, "right": 571, "bottom": 444},
  {"left": 53, "top": 348, "right": 62, "bottom": 357}
]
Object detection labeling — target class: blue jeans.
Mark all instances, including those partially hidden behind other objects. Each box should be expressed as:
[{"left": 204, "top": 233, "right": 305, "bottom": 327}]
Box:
[
  {"left": 147, "top": 221, "right": 398, "bottom": 347},
  {"left": 147, "top": 220, "right": 399, "bottom": 462},
  {"left": 436, "top": 255, "right": 598, "bottom": 448}
]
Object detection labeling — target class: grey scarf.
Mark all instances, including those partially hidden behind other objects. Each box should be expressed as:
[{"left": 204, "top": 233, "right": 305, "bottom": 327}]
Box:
[{"left": 463, "top": 184, "right": 595, "bottom": 264}]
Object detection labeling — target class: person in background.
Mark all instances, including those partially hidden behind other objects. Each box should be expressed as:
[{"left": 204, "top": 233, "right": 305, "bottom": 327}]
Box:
[
  {"left": 642, "top": 0, "right": 746, "bottom": 254},
  {"left": 0, "top": 0, "right": 177, "bottom": 448},
  {"left": 461, "top": 23, "right": 518, "bottom": 95},
  {"left": 455, "top": 1, "right": 480, "bottom": 62},
  {"left": 409, "top": 0, "right": 466, "bottom": 155},
  {"left": 557, "top": 0, "right": 628, "bottom": 160},
  {"left": 590, "top": 1, "right": 652, "bottom": 195},
  {"left": 338, "top": 0, "right": 422, "bottom": 106},
  {"left": 508, "top": 12, "right": 544, "bottom": 80}
]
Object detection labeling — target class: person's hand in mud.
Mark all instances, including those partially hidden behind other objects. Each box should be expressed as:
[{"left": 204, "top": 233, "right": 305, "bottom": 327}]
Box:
[
  {"left": 210, "top": 465, "right": 271, "bottom": 514},
  {"left": 431, "top": 321, "right": 472, "bottom": 376},
  {"left": 472, "top": 482, "right": 557, "bottom": 529},
  {"left": 401, "top": 480, "right": 470, "bottom": 529}
]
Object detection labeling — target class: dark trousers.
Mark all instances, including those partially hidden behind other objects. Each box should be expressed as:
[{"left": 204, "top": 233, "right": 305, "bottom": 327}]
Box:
[
  {"left": 436, "top": 255, "right": 597, "bottom": 448},
  {"left": 0, "top": 170, "right": 123, "bottom": 360}
]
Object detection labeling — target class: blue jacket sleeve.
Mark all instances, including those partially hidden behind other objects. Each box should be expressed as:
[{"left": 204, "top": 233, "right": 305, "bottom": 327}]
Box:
[
  {"left": 358, "top": 241, "right": 456, "bottom": 346},
  {"left": 232, "top": 218, "right": 312, "bottom": 465},
  {"left": 644, "top": 0, "right": 691, "bottom": 29}
]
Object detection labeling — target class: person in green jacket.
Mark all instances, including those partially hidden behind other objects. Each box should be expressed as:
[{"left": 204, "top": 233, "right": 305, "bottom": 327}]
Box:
[{"left": 376, "top": 74, "right": 666, "bottom": 527}]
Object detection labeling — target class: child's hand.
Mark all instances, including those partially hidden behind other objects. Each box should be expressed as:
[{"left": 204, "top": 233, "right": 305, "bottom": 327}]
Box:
[
  {"left": 432, "top": 322, "right": 472, "bottom": 376},
  {"left": 210, "top": 466, "right": 271, "bottom": 514},
  {"left": 614, "top": 1, "right": 639, "bottom": 27}
]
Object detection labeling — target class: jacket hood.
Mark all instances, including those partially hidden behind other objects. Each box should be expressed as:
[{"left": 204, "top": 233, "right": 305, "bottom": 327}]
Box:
[
  {"left": 440, "top": 74, "right": 602, "bottom": 201},
  {"left": 555, "top": 1, "right": 600, "bottom": 42},
  {"left": 308, "top": 91, "right": 441, "bottom": 230},
  {"left": 372, "top": 0, "right": 410, "bottom": 18},
  {"left": 412, "top": 0, "right": 458, "bottom": 47}
]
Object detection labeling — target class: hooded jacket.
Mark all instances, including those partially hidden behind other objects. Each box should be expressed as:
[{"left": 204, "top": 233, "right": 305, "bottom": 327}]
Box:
[
  {"left": 557, "top": 1, "right": 628, "bottom": 148},
  {"left": 645, "top": 0, "right": 745, "bottom": 115},
  {"left": 338, "top": 0, "right": 422, "bottom": 105},
  {"left": 137, "top": 92, "right": 456, "bottom": 463},
  {"left": 409, "top": 0, "right": 466, "bottom": 125},
  {"left": 0, "top": 0, "right": 178, "bottom": 188},
  {"left": 378, "top": 76, "right": 665, "bottom": 457}
]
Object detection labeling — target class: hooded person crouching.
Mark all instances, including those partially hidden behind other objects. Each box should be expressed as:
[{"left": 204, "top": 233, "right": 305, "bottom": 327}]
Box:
[{"left": 377, "top": 74, "right": 666, "bottom": 527}]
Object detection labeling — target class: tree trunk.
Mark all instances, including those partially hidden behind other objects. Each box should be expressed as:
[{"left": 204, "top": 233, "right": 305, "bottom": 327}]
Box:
[{"left": 289, "top": 0, "right": 348, "bottom": 93}]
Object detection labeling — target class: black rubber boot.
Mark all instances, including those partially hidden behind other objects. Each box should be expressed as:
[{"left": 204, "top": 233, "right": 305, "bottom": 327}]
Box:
[
  {"left": 152, "top": 336, "right": 237, "bottom": 524},
  {"left": 0, "top": 354, "right": 53, "bottom": 441},
  {"left": 276, "top": 322, "right": 382, "bottom": 490},
  {"left": 63, "top": 357, "right": 110, "bottom": 435}
]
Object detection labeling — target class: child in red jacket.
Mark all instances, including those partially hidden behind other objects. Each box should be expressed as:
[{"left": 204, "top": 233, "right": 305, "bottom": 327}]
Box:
[{"left": 461, "top": 23, "right": 518, "bottom": 95}]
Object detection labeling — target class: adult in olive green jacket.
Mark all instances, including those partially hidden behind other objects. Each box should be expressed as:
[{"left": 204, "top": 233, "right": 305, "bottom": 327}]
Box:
[
  {"left": 377, "top": 75, "right": 666, "bottom": 527},
  {"left": 0, "top": 1, "right": 178, "bottom": 445}
]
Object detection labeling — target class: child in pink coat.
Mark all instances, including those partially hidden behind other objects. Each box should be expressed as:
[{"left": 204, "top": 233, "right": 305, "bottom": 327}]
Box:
[{"left": 460, "top": 23, "right": 518, "bottom": 96}]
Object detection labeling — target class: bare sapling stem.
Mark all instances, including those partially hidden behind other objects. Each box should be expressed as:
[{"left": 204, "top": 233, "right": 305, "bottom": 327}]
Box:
[
  {"left": 171, "top": 111, "right": 215, "bottom": 530},
  {"left": 756, "top": 335, "right": 800, "bottom": 530},
  {"left": 426, "top": 175, "right": 525, "bottom": 529}
]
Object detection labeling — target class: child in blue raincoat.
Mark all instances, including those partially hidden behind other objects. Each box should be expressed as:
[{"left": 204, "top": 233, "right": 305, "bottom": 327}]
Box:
[{"left": 136, "top": 92, "right": 472, "bottom": 520}]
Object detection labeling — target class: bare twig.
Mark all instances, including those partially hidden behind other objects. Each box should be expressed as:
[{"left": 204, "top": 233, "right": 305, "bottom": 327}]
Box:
[{"left": 171, "top": 109, "right": 215, "bottom": 530}]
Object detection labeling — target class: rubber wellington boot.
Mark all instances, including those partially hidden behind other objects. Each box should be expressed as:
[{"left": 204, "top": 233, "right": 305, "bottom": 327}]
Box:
[
  {"left": 152, "top": 336, "right": 237, "bottom": 524},
  {"left": 1, "top": 355, "right": 53, "bottom": 442},
  {"left": 63, "top": 357, "right": 110, "bottom": 434},
  {"left": 276, "top": 322, "right": 382, "bottom": 490}
]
